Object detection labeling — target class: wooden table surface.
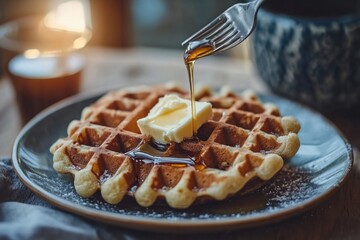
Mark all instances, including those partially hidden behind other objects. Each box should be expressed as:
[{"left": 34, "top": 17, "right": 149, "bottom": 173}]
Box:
[{"left": 0, "top": 47, "right": 359, "bottom": 239}]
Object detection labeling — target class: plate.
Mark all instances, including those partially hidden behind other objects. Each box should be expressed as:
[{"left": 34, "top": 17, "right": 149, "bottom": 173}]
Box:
[{"left": 12, "top": 88, "right": 353, "bottom": 233}]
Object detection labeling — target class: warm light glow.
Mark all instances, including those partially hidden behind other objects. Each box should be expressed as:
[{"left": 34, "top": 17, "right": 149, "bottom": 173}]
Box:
[
  {"left": 73, "top": 37, "right": 87, "bottom": 49},
  {"left": 44, "top": 1, "right": 86, "bottom": 33},
  {"left": 24, "top": 49, "right": 41, "bottom": 58}
]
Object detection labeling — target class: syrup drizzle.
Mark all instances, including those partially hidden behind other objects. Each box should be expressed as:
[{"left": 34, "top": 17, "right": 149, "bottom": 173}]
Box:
[{"left": 184, "top": 39, "right": 215, "bottom": 135}]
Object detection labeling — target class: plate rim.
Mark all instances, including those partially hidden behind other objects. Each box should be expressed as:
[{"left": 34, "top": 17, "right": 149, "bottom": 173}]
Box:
[{"left": 11, "top": 87, "right": 354, "bottom": 232}]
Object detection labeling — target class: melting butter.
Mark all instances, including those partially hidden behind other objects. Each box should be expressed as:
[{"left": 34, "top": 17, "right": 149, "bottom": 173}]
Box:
[{"left": 137, "top": 94, "right": 212, "bottom": 143}]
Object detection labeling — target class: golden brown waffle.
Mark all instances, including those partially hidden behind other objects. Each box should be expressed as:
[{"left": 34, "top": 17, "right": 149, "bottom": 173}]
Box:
[{"left": 50, "top": 84, "right": 301, "bottom": 209}]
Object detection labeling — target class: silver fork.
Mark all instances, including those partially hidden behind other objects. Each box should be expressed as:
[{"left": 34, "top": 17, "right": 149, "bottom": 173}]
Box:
[{"left": 182, "top": 0, "right": 265, "bottom": 57}]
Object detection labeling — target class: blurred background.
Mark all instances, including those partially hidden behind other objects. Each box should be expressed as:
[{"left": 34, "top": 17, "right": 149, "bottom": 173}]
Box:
[{"left": 0, "top": 0, "right": 241, "bottom": 56}]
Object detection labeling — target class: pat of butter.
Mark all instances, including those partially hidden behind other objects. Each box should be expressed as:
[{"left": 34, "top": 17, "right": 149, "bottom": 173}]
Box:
[{"left": 137, "top": 94, "right": 212, "bottom": 143}]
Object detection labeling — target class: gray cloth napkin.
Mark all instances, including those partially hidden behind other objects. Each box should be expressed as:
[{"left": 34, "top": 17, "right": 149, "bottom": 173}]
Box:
[{"left": 0, "top": 158, "right": 211, "bottom": 240}]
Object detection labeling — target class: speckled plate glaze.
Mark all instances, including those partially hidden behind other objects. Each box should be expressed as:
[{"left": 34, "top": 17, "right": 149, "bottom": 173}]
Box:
[{"left": 12, "top": 88, "right": 353, "bottom": 233}]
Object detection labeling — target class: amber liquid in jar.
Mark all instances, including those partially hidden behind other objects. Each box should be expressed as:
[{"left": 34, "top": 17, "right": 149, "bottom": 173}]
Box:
[{"left": 7, "top": 53, "right": 84, "bottom": 123}]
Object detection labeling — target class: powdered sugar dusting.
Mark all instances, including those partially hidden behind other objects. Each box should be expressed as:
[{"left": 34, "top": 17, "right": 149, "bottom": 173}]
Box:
[
  {"left": 29, "top": 162, "right": 315, "bottom": 220},
  {"left": 260, "top": 164, "right": 312, "bottom": 209}
]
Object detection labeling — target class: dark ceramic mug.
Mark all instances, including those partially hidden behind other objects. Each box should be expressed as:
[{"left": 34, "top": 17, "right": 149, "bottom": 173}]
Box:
[{"left": 252, "top": 0, "right": 360, "bottom": 110}]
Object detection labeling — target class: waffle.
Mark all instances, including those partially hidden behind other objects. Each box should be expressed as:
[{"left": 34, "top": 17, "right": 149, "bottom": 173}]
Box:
[{"left": 50, "top": 84, "right": 301, "bottom": 209}]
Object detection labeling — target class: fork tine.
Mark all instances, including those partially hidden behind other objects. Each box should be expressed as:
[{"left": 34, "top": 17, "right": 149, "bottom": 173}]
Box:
[
  {"left": 183, "top": 1, "right": 264, "bottom": 54},
  {"left": 219, "top": 36, "right": 245, "bottom": 52},
  {"left": 192, "top": 21, "right": 232, "bottom": 44},
  {"left": 181, "top": 15, "right": 227, "bottom": 46},
  {"left": 214, "top": 31, "right": 242, "bottom": 52},
  {"left": 211, "top": 23, "right": 235, "bottom": 43},
  {"left": 214, "top": 29, "right": 238, "bottom": 47}
]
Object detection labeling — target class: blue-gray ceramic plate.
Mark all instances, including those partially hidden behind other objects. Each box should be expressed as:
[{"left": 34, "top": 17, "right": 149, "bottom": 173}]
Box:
[{"left": 12, "top": 88, "right": 353, "bottom": 233}]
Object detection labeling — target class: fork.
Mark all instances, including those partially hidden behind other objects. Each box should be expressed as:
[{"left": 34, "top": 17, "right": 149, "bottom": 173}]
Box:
[{"left": 182, "top": 0, "right": 265, "bottom": 57}]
